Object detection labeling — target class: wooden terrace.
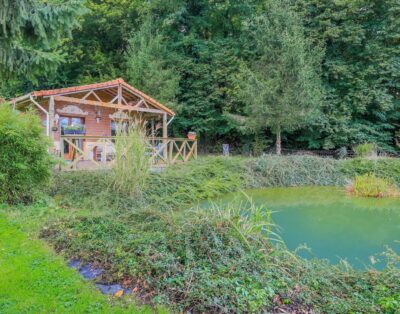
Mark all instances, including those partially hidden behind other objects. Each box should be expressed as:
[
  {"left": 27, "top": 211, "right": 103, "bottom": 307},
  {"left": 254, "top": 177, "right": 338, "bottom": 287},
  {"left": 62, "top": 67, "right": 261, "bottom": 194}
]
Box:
[{"left": 60, "top": 135, "right": 197, "bottom": 171}]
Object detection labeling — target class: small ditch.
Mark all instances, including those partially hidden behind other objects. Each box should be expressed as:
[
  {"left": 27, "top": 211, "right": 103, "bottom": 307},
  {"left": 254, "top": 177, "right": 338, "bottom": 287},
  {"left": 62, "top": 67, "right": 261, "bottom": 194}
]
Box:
[{"left": 68, "top": 259, "right": 131, "bottom": 296}]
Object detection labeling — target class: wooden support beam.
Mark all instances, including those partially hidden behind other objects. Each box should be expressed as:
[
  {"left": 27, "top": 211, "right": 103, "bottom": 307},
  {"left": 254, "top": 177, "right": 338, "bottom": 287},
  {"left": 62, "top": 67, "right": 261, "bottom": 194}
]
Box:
[
  {"left": 162, "top": 113, "right": 168, "bottom": 159},
  {"left": 117, "top": 84, "right": 122, "bottom": 105},
  {"left": 92, "top": 90, "right": 102, "bottom": 102},
  {"left": 49, "top": 96, "right": 55, "bottom": 140},
  {"left": 53, "top": 95, "right": 167, "bottom": 115},
  {"left": 109, "top": 95, "right": 119, "bottom": 104},
  {"left": 29, "top": 96, "right": 50, "bottom": 137},
  {"left": 134, "top": 99, "right": 145, "bottom": 108}
]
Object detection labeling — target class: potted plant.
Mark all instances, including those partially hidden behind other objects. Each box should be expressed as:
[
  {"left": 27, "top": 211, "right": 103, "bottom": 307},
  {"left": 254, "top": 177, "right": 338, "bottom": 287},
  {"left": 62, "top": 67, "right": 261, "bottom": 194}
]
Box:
[
  {"left": 64, "top": 125, "right": 86, "bottom": 135},
  {"left": 187, "top": 131, "right": 196, "bottom": 140}
]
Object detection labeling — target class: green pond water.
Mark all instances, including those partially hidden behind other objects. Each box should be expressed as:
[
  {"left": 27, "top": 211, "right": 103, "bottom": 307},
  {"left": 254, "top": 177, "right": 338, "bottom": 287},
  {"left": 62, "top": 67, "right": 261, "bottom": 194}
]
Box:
[{"left": 217, "top": 187, "right": 400, "bottom": 269}]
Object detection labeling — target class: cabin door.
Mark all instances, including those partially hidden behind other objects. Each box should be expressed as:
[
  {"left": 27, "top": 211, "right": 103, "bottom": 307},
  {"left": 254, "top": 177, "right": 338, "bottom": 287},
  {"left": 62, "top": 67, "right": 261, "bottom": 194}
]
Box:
[{"left": 60, "top": 116, "right": 85, "bottom": 160}]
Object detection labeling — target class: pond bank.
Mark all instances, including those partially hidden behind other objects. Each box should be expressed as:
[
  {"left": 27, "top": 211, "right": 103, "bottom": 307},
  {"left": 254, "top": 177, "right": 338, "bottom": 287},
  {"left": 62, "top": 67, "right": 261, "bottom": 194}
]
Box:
[
  {"left": 210, "top": 186, "right": 400, "bottom": 269},
  {"left": 4, "top": 156, "right": 400, "bottom": 313}
]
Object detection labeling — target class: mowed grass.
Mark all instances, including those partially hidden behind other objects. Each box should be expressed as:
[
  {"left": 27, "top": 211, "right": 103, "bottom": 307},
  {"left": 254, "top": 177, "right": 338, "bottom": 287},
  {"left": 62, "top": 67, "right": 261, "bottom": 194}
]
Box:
[{"left": 0, "top": 215, "right": 161, "bottom": 314}]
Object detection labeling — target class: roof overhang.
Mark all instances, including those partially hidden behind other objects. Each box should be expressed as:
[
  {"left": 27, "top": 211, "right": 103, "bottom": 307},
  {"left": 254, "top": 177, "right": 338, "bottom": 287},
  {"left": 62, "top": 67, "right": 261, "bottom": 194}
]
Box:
[{"left": 10, "top": 78, "right": 175, "bottom": 116}]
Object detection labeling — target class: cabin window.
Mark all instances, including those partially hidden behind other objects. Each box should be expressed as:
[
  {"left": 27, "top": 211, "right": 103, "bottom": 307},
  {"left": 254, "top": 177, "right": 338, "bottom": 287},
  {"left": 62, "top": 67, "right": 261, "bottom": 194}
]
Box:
[{"left": 111, "top": 121, "right": 128, "bottom": 136}]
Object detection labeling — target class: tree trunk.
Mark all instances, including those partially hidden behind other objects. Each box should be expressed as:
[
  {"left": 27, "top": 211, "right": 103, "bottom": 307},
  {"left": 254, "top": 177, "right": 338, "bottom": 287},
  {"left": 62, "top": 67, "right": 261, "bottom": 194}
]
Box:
[{"left": 276, "top": 128, "right": 281, "bottom": 155}]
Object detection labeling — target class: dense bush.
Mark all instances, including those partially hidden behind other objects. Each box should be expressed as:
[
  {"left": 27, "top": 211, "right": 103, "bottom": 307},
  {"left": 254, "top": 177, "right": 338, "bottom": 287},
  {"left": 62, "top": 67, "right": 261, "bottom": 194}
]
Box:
[
  {"left": 246, "top": 155, "right": 345, "bottom": 187},
  {"left": 0, "top": 105, "right": 52, "bottom": 204}
]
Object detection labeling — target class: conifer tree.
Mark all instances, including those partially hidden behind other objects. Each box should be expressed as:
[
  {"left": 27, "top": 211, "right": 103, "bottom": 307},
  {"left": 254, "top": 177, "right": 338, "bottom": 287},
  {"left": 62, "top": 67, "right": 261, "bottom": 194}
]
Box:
[
  {"left": 0, "top": 0, "right": 85, "bottom": 81},
  {"left": 238, "top": 0, "right": 323, "bottom": 154}
]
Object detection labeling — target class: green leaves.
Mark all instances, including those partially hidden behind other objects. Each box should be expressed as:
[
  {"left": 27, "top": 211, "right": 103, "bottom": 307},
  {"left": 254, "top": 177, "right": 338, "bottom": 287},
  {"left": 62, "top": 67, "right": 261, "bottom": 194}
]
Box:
[
  {"left": 0, "top": 105, "right": 52, "bottom": 204},
  {"left": 295, "top": 0, "right": 400, "bottom": 150},
  {"left": 0, "top": 0, "right": 86, "bottom": 82}
]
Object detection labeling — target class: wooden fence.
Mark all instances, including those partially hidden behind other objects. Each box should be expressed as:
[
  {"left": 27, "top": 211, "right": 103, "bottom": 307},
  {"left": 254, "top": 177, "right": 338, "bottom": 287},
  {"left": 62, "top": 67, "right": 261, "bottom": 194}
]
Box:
[{"left": 59, "top": 136, "right": 197, "bottom": 171}]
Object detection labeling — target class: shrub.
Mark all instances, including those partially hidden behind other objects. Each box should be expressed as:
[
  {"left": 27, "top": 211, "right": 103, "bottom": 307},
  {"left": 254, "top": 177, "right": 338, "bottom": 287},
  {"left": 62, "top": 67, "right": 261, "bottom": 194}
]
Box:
[
  {"left": 0, "top": 105, "right": 52, "bottom": 204},
  {"left": 112, "top": 124, "right": 150, "bottom": 197},
  {"left": 353, "top": 143, "right": 377, "bottom": 157},
  {"left": 347, "top": 173, "right": 399, "bottom": 198},
  {"left": 246, "top": 155, "right": 345, "bottom": 187}
]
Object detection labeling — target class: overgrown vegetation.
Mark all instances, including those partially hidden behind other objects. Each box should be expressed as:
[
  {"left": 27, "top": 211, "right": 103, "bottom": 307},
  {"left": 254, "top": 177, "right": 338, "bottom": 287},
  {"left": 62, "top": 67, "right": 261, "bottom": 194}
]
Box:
[
  {"left": 0, "top": 105, "right": 53, "bottom": 204},
  {"left": 51, "top": 155, "right": 400, "bottom": 210},
  {"left": 37, "top": 155, "right": 400, "bottom": 312},
  {"left": 347, "top": 174, "right": 399, "bottom": 198},
  {"left": 246, "top": 155, "right": 345, "bottom": 187},
  {"left": 343, "top": 157, "right": 400, "bottom": 186}
]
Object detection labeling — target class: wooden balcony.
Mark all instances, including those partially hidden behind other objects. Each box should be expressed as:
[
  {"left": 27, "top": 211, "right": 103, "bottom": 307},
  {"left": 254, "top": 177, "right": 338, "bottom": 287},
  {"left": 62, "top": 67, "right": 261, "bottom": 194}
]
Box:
[{"left": 58, "top": 135, "right": 197, "bottom": 171}]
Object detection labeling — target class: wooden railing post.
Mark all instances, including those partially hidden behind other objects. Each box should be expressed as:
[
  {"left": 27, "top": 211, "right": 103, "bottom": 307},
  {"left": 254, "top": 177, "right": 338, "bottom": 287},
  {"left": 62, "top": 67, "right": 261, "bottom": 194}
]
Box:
[
  {"left": 59, "top": 138, "right": 64, "bottom": 170},
  {"left": 162, "top": 113, "right": 168, "bottom": 161},
  {"left": 169, "top": 140, "right": 173, "bottom": 164},
  {"left": 101, "top": 139, "right": 107, "bottom": 168}
]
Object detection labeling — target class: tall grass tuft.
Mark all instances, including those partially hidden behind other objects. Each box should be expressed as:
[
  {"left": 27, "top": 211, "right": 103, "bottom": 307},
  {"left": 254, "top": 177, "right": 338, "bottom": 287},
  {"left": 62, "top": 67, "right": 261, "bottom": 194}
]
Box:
[
  {"left": 347, "top": 173, "right": 399, "bottom": 198},
  {"left": 112, "top": 123, "right": 150, "bottom": 197},
  {"left": 353, "top": 143, "right": 377, "bottom": 158},
  {"left": 208, "top": 193, "right": 281, "bottom": 248}
]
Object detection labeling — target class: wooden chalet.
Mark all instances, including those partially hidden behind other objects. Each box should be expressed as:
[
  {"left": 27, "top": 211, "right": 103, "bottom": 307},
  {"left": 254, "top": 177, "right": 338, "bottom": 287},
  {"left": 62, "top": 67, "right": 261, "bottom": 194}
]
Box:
[{"left": 11, "top": 78, "right": 197, "bottom": 170}]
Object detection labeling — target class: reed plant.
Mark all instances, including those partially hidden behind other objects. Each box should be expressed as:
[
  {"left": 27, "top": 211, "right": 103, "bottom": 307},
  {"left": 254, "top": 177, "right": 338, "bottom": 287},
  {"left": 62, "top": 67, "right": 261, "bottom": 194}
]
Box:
[
  {"left": 208, "top": 193, "right": 281, "bottom": 248},
  {"left": 112, "top": 122, "right": 150, "bottom": 197}
]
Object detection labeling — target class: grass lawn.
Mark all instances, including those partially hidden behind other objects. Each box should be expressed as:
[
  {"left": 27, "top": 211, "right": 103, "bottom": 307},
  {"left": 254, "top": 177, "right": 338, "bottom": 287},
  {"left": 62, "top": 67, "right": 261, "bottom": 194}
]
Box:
[{"left": 0, "top": 214, "right": 162, "bottom": 314}]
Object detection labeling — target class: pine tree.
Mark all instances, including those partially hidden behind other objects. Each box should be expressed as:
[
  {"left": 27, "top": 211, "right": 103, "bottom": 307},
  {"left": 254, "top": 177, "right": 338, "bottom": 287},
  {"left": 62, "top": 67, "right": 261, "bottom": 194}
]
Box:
[
  {"left": 125, "top": 17, "right": 180, "bottom": 109},
  {"left": 238, "top": 0, "right": 323, "bottom": 154},
  {"left": 0, "top": 0, "right": 86, "bottom": 81}
]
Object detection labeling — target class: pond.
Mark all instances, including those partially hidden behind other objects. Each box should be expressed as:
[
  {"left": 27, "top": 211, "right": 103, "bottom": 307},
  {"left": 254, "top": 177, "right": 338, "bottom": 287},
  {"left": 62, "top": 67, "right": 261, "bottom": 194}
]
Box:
[{"left": 217, "top": 187, "right": 400, "bottom": 269}]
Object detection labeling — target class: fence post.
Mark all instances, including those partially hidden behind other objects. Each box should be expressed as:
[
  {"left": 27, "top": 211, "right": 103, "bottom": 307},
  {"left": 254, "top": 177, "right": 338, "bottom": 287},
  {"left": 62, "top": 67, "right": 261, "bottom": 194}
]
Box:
[
  {"left": 101, "top": 139, "right": 107, "bottom": 168},
  {"left": 169, "top": 140, "right": 174, "bottom": 164}
]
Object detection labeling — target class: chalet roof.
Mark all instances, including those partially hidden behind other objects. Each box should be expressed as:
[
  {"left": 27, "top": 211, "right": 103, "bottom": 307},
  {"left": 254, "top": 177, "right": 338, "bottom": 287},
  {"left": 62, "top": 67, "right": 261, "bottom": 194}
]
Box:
[{"left": 13, "top": 78, "right": 175, "bottom": 116}]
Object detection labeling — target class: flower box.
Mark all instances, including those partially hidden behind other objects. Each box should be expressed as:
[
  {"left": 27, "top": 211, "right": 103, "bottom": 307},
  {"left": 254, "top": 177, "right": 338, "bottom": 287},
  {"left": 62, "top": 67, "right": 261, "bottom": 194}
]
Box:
[{"left": 188, "top": 131, "right": 196, "bottom": 140}]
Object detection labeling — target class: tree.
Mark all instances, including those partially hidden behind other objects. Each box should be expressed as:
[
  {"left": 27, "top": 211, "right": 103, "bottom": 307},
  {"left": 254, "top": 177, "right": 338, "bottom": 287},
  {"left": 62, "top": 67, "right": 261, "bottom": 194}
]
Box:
[
  {"left": 238, "top": 0, "right": 323, "bottom": 154},
  {"left": 0, "top": 0, "right": 86, "bottom": 82},
  {"left": 125, "top": 17, "right": 180, "bottom": 108},
  {"left": 293, "top": 0, "right": 400, "bottom": 151}
]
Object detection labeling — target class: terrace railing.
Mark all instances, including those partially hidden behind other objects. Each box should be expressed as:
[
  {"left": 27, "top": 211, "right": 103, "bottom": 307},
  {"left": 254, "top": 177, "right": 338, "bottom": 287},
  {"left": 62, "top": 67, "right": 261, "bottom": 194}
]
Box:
[{"left": 59, "top": 135, "right": 197, "bottom": 171}]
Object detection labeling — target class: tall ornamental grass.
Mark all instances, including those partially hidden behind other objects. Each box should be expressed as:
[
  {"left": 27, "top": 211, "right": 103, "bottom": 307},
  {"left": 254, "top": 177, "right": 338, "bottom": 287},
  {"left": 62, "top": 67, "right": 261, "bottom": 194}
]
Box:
[{"left": 112, "top": 123, "right": 150, "bottom": 197}]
